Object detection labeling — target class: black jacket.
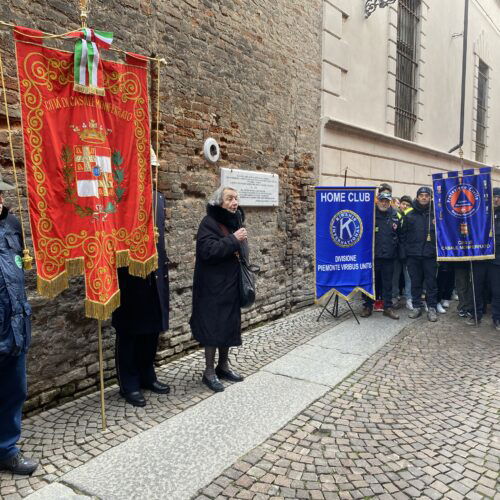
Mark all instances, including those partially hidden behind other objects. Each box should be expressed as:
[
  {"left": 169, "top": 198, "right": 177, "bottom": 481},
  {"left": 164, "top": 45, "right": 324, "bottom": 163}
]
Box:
[
  {"left": 401, "top": 200, "right": 436, "bottom": 258},
  {"left": 112, "top": 192, "right": 169, "bottom": 334},
  {"left": 0, "top": 207, "right": 31, "bottom": 358},
  {"left": 494, "top": 206, "right": 500, "bottom": 265},
  {"left": 374, "top": 206, "right": 400, "bottom": 259},
  {"left": 190, "top": 204, "right": 244, "bottom": 347}
]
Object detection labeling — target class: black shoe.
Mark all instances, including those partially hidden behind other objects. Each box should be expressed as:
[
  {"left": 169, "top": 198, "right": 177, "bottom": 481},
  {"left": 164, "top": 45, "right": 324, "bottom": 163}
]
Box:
[
  {"left": 143, "top": 380, "right": 170, "bottom": 394},
  {"left": 494, "top": 320, "right": 500, "bottom": 331},
  {"left": 202, "top": 374, "right": 224, "bottom": 392},
  {"left": 216, "top": 366, "right": 244, "bottom": 382},
  {"left": 0, "top": 452, "right": 38, "bottom": 475},
  {"left": 119, "top": 390, "right": 146, "bottom": 407},
  {"left": 360, "top": 307, "right": 372, "bottom": 318}
]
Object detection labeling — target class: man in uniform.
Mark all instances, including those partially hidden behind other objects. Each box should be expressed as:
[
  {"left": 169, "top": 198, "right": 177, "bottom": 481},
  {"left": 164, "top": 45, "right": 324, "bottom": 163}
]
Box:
[
  {"left": 112, "top": 151, "right": 170, "bottom": 406},
  {"left": 0, "top": 181, "right": 38, "bottom": 475}
]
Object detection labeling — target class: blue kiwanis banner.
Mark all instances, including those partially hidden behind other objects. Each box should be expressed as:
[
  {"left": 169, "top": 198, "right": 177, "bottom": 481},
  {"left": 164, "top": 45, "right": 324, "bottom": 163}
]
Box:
[
  {"left": 432, "top": 167, "right": 494, "bottom": 261},
  {"left": 315, "top": 187, "right": 376, "bottom": 300}
]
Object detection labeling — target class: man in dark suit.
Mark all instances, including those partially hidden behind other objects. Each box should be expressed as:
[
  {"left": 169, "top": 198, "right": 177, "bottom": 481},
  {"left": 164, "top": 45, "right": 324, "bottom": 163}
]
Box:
[{"left": 112, "top": 182, "right": 170, "bottom": 407}]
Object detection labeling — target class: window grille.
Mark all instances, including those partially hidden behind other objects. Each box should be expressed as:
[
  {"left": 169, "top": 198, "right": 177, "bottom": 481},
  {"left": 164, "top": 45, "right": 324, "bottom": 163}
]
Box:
[
  {"left": 395, "top": 0, "right": 420, "bottom": 141},
  {"left": 474, "top": 60, "right": 488, "bottom": 162}
]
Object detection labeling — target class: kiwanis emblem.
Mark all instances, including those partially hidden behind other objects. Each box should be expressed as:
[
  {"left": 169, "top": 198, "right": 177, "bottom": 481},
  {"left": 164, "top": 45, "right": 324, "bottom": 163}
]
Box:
[
  {"left": 330, "top": 210, "right": 363, "bottom": 248},
  {"left": 445, "top": 184, "right": 480, "bottom": 218},
  {"left": 62, "top": 120, "right": 126, "bottom": 219}
]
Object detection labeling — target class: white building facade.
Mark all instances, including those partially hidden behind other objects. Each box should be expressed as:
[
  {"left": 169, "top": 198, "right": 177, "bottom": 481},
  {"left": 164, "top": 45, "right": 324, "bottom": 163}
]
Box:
[{"left": 320, "top": 0, "right": 500, "bottom": 195}]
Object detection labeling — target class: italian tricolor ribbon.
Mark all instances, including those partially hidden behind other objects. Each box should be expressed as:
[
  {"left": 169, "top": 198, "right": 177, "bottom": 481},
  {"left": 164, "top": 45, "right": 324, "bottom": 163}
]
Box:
[{"left": 70, "top": 28, "right": 113, "bottom": 96}]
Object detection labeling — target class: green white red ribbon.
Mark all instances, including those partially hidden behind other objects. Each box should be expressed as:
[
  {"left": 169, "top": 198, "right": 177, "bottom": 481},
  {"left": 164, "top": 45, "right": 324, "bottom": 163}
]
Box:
[{"left": 72, "top": 29, "right": 113, "bottom": 95}]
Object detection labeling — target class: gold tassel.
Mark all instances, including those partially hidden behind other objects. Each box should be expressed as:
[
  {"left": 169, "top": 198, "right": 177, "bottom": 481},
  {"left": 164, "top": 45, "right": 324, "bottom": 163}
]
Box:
[
  {"left": 128, "top": 253, "right": 158, "bottom": 278},
  {"left": 116, "top": 250, "right": 130, "bottom": 268},
  {"left": 154, "top": 226, "right": 159, "bottom": 243},
  {"left": 73, "top": 83, "right": 105, "bottom": 96},
  {"left": 37, "top": 273, "right": 69, "bottom": 299},
  {"left": 22, "top": 249, "right": 33, "bottom": 270},
  {"left": 85, "top": 291, "right": 121, "bottom": 320},
  {"left": 65, "top": 257, "right": 85, "bottom": 277}
]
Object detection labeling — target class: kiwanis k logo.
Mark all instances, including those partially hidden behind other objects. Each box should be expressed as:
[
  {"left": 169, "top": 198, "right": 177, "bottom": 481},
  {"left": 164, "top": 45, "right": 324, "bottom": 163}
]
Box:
[
  {"left": 330, "top": 210, "right": 363, "bottom": 248},
  {"left": 61, "top": 120, "right": 126, "bottom": 220}
]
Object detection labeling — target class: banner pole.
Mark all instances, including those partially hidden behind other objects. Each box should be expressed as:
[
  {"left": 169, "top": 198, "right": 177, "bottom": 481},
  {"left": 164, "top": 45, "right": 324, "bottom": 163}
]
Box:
[
  {"left": 97, "top": 319, "right": 107, "bottom": 431},
  {"left": 469, "top": 261, "right": 478, "bottom": 326}
]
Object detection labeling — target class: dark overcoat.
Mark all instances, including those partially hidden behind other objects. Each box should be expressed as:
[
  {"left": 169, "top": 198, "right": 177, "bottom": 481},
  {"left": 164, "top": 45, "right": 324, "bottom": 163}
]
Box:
[
  {"left": 190, "top": 205, "right": 243, "bottom": 347},
  {"left": 112, "top": 192, "right": 169, "bottom": 335}
]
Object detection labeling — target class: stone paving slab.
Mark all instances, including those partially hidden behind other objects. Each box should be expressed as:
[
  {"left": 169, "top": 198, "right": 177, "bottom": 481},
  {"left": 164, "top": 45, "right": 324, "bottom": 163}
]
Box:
[
  {"left": 24, "top": 483, "right": 93, "bottom": 499},
  {"left": 1, "top": 305, "right": 349, "bottom": 498},
  {"left": 60, "top": 372, "right": 329, "bottom": 500},
  {"left": 195, "top": 312, "right": 500, "bottom": 500}
]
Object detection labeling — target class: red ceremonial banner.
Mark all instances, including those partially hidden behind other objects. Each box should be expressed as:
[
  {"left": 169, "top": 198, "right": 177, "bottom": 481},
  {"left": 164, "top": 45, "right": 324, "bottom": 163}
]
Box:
[{"left": 15, "top": 27, "right": 157, "bottom": 319}]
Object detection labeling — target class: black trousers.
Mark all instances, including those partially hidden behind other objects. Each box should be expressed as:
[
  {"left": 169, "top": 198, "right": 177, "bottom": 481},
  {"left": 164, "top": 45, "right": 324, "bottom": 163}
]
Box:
[
  {"left": 364, "top": 258, "right": 394, "bottom": 310},
  {"left": 437, "top": 264, "right": 455, "bottom": 302},
  {"left": 407, "top": 256, "right": 438, "bottom": 309},
  {"left": 469, "top": 262, "right": 500, "bottom": 321},
  {"left": 115, "top": 331, "right": 159, "bottom": 393}
]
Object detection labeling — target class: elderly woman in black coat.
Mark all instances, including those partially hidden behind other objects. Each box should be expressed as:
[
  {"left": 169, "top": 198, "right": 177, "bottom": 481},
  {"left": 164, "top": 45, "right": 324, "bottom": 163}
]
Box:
[{"left": 190, "top": 186, "right": 248, "bottom": 392}]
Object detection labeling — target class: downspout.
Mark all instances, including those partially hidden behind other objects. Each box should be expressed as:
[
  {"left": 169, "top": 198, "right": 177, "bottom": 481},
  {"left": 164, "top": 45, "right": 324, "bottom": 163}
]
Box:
[{"left": 449, "top": 0, "right": 469, "bottom": 153}]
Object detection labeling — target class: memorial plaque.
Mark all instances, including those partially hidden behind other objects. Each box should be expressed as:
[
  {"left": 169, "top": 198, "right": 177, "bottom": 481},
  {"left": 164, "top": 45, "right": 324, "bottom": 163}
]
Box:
[{"left": 220, "top": 168, "right": 279, "bottom": 206}]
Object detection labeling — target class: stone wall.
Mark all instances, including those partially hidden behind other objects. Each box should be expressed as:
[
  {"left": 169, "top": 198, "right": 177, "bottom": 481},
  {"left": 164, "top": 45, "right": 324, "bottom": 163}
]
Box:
[{"left": 0, "top": 0, "right": 322, "bottom": 412}]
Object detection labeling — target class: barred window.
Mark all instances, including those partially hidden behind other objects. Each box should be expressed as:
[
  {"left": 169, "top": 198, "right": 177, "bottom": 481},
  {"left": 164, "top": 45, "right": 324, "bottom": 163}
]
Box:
[
  {"left": 474, "top": 60, "right": 489, "bottom": 163},
  {"left": 395, "top": 0, "right": 421, "bottom": 141}
]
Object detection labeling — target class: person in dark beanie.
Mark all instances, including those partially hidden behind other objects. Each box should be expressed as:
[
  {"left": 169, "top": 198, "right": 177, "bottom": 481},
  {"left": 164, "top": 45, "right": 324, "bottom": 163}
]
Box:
[
  {"left": 465, "top": 187, "right": 500, "bottom": 329},
  {"left": 360, "top": 191, "right": 400, "bottom": 320},
  {"left": 0, "top": 183, "right": 37, "bottom": 475},
  {"left": 400, "top": 186, "right": 439, "bottom": 322}
]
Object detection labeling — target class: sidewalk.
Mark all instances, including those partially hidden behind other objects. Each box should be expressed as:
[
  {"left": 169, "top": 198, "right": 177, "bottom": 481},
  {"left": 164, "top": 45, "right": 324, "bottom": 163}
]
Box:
[
  {"left": 2, "top": 304, "right": 499, "bottom": 499},
  {"left": 1, "top": 304, "right": 344, "bottom": 499}
]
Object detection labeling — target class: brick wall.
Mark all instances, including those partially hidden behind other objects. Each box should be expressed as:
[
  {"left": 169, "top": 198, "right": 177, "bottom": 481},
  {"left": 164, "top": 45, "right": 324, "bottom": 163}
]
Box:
[{"left": 0, "top": 0, "right": 322, "bottom": 412}]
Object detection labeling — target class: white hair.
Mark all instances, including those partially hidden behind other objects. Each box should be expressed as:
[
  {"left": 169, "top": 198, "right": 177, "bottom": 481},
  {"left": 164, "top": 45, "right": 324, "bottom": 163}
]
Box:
[{"left": 208, "top": 186, "right": 239, "bottom": 206}]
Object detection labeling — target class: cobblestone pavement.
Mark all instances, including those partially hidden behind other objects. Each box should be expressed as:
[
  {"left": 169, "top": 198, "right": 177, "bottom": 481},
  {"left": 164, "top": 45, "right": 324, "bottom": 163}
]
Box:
[
  {"left": 0, "top": 306, "right": 341, "bottom": 499},
  {"left": 195, "top": 313, "right": 500, "bottom": 500}
]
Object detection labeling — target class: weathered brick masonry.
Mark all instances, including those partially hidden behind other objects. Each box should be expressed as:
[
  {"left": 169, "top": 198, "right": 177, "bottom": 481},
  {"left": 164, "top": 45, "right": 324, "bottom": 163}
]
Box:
[{"left": 0, "top": 0, "right": 321, "bottom": 412}]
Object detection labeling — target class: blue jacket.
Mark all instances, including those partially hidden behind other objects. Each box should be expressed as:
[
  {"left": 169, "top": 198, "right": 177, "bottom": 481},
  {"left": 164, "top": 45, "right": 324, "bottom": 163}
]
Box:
[{"left": 0, "top": 208, "right": 31, "bottom": 358}]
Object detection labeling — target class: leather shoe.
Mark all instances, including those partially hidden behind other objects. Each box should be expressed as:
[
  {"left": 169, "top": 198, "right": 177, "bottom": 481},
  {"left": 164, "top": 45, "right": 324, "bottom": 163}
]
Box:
[
  {"left": 0, "top": 452, "right": 38, "bottom": 475},
  {"left": 216, "top": 366, "right": 244, "bottom": 382},
  {"left": 202, "top": 374, "right": 224, "bottom": 392},
  {"left": 143, "top": 380, "right": 170, "bottom": 394},
  {"left": 360, "top": 307, "right": 372, "bottom": 318},
  {"left": 383, "top": 308, "right": 399, "bottom": 320},
  {"left": 119, "top": 390, "right": 146, "bottom": 407}
]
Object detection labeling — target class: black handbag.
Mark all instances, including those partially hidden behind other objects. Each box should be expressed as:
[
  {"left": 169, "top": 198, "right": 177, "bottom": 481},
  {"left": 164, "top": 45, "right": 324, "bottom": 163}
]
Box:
[{"left": 239, "top": 256, "right": 260, "bottom": 308}]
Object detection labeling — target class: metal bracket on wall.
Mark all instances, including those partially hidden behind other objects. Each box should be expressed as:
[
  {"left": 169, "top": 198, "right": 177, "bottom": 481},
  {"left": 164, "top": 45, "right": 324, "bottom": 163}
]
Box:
[{"left": 365, "top": 0, "right": 398, "bottom": 18}]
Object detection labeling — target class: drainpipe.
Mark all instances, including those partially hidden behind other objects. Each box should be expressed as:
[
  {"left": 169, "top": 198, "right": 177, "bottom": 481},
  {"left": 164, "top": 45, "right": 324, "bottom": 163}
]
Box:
[{"left": 449, "top": 0, "right": 469, "bottom": 154}]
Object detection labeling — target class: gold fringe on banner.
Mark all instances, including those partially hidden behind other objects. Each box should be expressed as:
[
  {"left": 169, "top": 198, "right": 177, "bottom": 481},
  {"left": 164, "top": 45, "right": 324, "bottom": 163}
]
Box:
[
  {"left": 65, "top": 257, "right": 85, "bottom": 277},
  {"left": 37, "top": 273, "right": 69, "bottom": 299},
  {"left": 85, "top": 291, "right": 121, "bottom": 320},
  {"left": 116, "top": 250, "right": 130, "bottom": 268},
  {"left": 128, "top": 253, "right": 158, "bottom": 278},
  {"left": 73, "top": 83, "right": 105, "bottom": 96}
]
